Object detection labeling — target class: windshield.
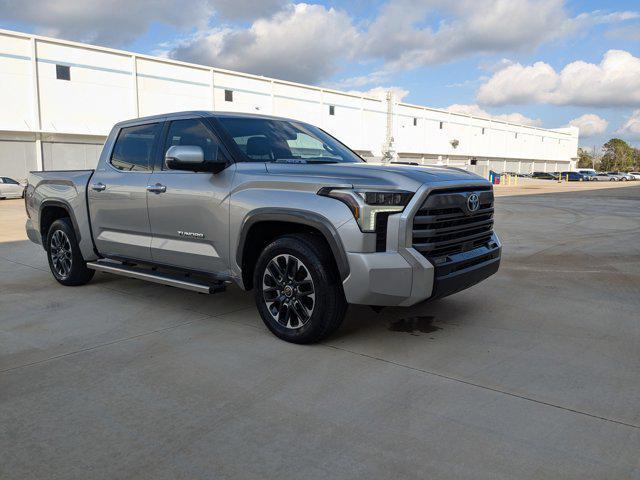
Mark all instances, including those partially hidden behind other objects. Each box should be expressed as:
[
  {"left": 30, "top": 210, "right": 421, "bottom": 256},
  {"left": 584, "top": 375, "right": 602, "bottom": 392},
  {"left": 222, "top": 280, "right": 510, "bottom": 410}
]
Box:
[{"left": 217, "top": 117, "right": 363, "bottom": 163}]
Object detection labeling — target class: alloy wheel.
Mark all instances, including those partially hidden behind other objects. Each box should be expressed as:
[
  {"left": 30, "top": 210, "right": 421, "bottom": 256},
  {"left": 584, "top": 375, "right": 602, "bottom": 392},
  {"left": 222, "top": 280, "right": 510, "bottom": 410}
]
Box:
[
  {"left": 50, "top": 230, "right": 73, "bottom": 278},
  {"left": 262, "top": 254, "right": 315, "bottom": 329}
]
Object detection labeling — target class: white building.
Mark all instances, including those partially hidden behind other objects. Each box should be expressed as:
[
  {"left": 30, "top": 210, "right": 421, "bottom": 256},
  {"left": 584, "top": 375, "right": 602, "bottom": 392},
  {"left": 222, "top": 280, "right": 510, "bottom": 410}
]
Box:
[{"left": 0, "top": 28, "right": 579, "bottom": 180}]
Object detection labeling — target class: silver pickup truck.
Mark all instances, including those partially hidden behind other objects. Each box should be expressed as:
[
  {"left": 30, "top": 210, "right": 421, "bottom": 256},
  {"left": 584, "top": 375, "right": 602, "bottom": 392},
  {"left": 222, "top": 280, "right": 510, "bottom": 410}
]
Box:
[{"left": 25, "top": 111, "right": 501, "bottom": 343}]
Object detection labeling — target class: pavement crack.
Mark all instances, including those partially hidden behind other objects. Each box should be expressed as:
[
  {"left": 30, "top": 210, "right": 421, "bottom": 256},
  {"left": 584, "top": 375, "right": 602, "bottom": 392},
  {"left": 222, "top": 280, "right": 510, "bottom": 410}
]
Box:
[
  {"left": 0, "top": 319, "right": 201, "bottom": 374},
  {"left": 323, "top": 343, "right": 640, "bottom": 431}
]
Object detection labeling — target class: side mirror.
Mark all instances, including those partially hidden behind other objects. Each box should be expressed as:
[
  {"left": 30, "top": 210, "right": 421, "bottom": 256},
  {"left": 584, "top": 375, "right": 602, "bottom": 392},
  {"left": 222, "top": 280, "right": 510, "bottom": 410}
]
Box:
[{"left": 165, "top": 145, "right": 226, "bottom": 173}]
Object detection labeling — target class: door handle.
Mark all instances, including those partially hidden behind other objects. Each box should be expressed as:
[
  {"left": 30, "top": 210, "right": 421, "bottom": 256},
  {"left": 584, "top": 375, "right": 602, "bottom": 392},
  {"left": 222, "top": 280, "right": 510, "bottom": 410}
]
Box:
[
  {"left": 91, "top": 182, "right": 106, "bottom": 192},
  {"left": 146, "top": 183, "right": 166, "bottom": 194}
]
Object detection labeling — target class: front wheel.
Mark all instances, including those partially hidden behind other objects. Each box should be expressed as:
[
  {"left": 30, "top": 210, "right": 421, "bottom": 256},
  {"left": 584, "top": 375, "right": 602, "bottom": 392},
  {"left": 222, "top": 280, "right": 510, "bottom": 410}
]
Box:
[
  {"left": 46, "top": 218, "right": 95, "bottom": 286},
  {"left": 253, "top": 234, "right": 347, "bottom": 344}
]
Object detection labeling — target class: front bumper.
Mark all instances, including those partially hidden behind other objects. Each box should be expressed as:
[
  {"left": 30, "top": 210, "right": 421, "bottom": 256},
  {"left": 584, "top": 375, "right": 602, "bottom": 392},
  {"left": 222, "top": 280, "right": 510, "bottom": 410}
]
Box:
[
  {"left": 428, "top": 241, "right": 501, "bottom": 300},
  {"left": 343, "top": 235, "right": 501, "bottom": 306},
  {"left": 341, "top": 180, "right": 502, "bottom": 307}
]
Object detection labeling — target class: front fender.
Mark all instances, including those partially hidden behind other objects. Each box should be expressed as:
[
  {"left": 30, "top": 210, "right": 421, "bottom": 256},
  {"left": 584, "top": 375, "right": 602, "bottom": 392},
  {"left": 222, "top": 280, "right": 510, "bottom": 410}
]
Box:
[{"left": 235, "top": 207, "right": 351, "bottom": 283}]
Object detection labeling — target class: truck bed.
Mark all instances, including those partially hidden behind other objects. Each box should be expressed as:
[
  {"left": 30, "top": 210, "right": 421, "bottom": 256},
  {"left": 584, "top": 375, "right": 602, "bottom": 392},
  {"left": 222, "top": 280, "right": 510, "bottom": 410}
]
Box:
[{"left": 25, "top": 169, "right": 97, "bottom": 260}]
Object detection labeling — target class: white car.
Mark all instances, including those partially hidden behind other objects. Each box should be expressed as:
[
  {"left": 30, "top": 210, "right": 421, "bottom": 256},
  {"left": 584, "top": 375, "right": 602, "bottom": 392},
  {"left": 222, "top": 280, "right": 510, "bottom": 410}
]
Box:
[
  {"left": 607, "top": 172, "right": 632, "bottom": 181},
  {"left": 0, "top": 177, "right": 25, "bottom": 199},
  {"left": 628, "top": 172, "right": 640, "bottom": 180},
  {"left": 593, "top": 172, "right": 618, "bottom": 181}
]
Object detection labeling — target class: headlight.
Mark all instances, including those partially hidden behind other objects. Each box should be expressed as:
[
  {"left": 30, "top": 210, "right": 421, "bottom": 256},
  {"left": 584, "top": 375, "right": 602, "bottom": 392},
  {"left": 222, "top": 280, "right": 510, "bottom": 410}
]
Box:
[{"left": 318, "top": 187, "right": 413, "bottom": 232}]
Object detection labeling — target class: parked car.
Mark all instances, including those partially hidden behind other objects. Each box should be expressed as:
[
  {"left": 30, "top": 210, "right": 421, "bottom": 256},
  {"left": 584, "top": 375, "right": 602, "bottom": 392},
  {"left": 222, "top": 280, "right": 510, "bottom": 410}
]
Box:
[
  {"left": 0, "top": 176, "right": 26, "bottom": 199},
  {"left": 610, "top": 171, "right": 635, "bottom": 181},
  {"left": 628, "top": 172, "right": 640, "bottom": 180},
  {"left": 532, "top": 171, "right": 557, "bottom": 180},
  {"left": 24, "top": 111, "right": 501, "bottom": 344},
  {"left": 577, "top": 169, "right": 597, "bottom": 181},
  {"left": 559, "top": 171, "right": 585, "bottom": 182},
  {"left": 607, "top": 172, "right": 630, "bottom": 181},
  {"left": 593, "top": 172, "right": 618, "bottom": 181}
]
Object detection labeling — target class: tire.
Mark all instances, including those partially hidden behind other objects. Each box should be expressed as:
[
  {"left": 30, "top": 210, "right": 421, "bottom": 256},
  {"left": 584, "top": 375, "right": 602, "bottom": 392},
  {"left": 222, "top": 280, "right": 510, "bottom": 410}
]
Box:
[
  {"left": 253, "top": 233, "right": 347, "bottom": 344},
  {"left": 46, "top": 218, "right": 95, "bottom": 286}
]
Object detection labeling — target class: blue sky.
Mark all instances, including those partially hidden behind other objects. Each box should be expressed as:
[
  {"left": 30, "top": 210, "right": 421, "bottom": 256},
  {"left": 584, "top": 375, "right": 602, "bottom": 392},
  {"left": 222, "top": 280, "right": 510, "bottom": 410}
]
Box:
[{"left": 1, "top": 0, "right": 639, "bottom": 147}]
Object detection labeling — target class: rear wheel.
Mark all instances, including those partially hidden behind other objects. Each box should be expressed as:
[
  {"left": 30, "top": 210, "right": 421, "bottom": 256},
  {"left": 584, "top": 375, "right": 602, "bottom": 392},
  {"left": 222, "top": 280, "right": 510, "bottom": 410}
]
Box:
[
  {"left": 253, "top": 234, "right": 347, "bottom": 344},
  {"left": 46, "top": 218, "right": 94, "bottom": 286}
]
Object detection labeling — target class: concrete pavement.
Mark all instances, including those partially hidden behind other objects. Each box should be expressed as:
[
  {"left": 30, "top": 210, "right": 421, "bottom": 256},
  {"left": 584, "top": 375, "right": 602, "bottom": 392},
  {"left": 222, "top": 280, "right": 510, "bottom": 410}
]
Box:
[{"left": 1, "top": 184, "right": 639, "bottom": 479}]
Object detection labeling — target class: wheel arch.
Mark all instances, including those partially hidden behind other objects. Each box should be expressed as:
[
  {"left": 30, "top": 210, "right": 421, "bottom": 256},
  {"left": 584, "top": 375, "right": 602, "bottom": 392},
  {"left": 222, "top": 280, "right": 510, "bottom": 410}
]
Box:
[
  {"left": 39, "top": 200, "right": 81, "bottom": 246},
  {"left": 237, "top": 209, "right": 350, "bottom": 290}
]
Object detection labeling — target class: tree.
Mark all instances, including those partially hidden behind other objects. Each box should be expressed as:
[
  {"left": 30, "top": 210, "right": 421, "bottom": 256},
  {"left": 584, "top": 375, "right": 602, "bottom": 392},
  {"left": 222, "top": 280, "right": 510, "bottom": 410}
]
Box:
[
  {"left": 600, "top": 138, "right": 634, "bottom": 171},
  {"left": 577, "top": 148, "right": 594, "bottom": 168},
  {"left": 632, "top": 148, "right": 640, "bottom": 171}
]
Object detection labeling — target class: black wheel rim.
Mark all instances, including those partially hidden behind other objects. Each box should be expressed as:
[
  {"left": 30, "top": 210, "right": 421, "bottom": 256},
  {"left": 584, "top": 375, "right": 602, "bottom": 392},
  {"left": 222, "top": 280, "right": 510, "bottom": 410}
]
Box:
[
  {"left": 50, "top": 230, "right": 72, "bottom": 278},
  {"left": 262, "top": 254, "right": 315, "bottom": 329}
]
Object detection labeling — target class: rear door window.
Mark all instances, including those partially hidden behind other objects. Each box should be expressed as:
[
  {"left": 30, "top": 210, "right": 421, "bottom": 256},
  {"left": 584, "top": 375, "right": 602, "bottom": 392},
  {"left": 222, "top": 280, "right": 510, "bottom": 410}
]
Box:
[{"left": 110, "top": 123, "right": 160, "bottom": 171}]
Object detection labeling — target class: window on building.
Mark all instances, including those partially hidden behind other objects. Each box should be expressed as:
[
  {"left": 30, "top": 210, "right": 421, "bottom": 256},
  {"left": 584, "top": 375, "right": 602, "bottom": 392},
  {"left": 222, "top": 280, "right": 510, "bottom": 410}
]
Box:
[
  {"left": 439, "top": 121, "right": 444, "bottom": 129},
  {"left": 470, "top": 158, "right": 477, "bottom": 166},
  {"left": 110, "top": 123, "right": 160, "bottom": 171},
  {"left": 413, "top": 117, "right": 417, "bottom": 126},
  {"left": 541, "top": 136, "right": 544, "bottom": 142},
  {"left": 515, "top": 133, "right": 518, "bottom": 139},
  {"left": 482, "top": 128, "right": 485, "bottom": 135},
  {"left": 56, "top": 64, "right": 70, "bottom": 81},
  {"left": 224, "top": 90, "right": 233, "bottom": 102},
  {"left": 329, "top": 105, "right": 335, "bottom": 116}
]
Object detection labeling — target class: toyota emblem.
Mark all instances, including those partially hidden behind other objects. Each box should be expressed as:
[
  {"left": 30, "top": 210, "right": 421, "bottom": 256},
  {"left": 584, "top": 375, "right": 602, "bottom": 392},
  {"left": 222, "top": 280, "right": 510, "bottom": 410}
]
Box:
[{"left": 467, "top": 193, "right": 480, "bottom": 212}]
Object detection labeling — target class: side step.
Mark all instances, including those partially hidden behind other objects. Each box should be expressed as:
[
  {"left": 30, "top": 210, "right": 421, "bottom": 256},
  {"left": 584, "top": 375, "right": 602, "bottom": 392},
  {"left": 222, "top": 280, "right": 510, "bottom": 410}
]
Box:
[{"left": 87, "top": 260, "right": 226, "bottom": 294}]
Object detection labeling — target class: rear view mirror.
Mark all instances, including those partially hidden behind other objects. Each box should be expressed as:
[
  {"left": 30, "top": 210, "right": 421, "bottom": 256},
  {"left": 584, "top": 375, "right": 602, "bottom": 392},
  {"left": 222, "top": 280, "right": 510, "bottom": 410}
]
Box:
[{"left": 165, "top": 145, "right": 225, "bottom": 173}]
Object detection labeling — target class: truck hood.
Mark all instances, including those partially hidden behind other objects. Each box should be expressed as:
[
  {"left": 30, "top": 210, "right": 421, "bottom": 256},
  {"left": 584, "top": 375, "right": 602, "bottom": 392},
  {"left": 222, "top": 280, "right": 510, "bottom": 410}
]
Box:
[{"left": 265, "top": 162, "right": 488, "bottom": 191}]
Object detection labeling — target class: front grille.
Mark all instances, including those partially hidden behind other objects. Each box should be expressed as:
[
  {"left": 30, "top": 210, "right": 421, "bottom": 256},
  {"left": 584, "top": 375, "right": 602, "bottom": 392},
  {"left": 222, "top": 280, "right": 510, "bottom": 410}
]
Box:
[{"left": 412, "top": 187, "right": 494, "bottom": 258}]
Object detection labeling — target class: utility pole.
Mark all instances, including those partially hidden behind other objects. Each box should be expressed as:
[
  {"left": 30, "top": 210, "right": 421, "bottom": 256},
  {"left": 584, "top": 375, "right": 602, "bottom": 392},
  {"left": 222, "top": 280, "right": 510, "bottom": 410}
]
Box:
[{"left": 382, "top": 90, "right": 396, "bottom": 164}]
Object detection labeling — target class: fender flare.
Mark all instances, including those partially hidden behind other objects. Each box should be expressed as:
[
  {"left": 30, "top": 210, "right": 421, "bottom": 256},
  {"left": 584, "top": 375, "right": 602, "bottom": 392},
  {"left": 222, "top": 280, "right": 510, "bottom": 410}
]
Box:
[
  {"left": 236, "top": 208, "right": 350, "bottom": 281},
  {"left": 39, "top": 199, "right": 82, "bottom": 243}
]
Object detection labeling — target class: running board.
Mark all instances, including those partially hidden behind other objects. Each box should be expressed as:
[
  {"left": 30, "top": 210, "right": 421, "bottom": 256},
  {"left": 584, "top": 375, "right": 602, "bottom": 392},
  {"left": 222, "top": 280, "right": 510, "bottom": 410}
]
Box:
[{"left": 87, "top": 261, "right": 226, "bottom": 294}]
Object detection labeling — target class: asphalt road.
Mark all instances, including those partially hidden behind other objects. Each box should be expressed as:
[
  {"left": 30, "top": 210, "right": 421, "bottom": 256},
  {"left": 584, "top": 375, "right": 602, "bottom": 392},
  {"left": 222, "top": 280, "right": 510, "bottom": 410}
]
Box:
[{"left": 1, "top": 184, "right": 639, "bottom": 479}]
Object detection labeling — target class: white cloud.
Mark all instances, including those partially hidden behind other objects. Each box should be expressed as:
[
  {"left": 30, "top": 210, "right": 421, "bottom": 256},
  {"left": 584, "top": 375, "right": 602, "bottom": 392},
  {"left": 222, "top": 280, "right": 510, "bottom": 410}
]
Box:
[
  {"left": 606, "top": 23, "right": 640, "bottom": 41},
  {"left": 618, "top": 110, "right": 640, "bottom": 140},
  {"left": 360, "top": 0, "right": 638, "bottom": 73},
  {"left": 567, "top": 114, "right": 608, "bottom": 137},
  {"left": 477, "top": 50, "right": 640, "bottom": 107},
  {"left": 168, "top": 4, "right": 358, "bottom": 84},
  {"left": 345, "top": 86, "right": 410, "bottom": 102},
  {"left": 0, "top": 0, "right": 285, "bottom": 46},
  {"left": 2, "top": 0, "right": 638, "bottom": 90},
  {"left": 445, "top": 104, "right": 542, "bottom": 126}
]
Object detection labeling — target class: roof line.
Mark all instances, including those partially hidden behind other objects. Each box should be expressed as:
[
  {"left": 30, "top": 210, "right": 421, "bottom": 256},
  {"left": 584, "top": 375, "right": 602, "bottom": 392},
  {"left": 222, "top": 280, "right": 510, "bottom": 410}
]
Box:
[{"left": 0, "top": 28, "right": 381, "bottom": 103}]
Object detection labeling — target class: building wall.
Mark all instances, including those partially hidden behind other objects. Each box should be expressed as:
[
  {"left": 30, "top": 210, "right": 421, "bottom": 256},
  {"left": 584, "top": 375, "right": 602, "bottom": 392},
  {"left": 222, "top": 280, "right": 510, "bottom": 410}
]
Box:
[
  {"left": 393, "top": 103, "right": 579, "bottom": 170},
  {"left": 0, "top": 28, "right": 579, "bottom": 181}
]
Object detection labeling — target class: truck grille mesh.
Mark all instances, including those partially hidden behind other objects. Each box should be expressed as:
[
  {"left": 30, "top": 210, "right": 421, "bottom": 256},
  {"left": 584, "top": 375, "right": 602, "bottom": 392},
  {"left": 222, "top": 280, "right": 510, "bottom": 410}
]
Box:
[{"left": 412, "top": 187, "right": 494, "bottom": 258}]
